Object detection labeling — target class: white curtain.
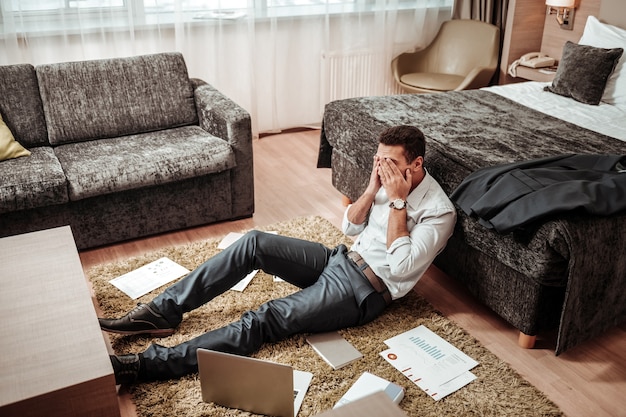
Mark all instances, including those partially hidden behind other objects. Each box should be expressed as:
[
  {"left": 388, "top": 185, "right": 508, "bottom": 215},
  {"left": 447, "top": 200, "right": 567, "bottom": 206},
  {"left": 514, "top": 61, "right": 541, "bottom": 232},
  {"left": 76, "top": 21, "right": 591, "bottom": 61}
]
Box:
[{"left": 0, "top": 1, "right": 452, "bottom": 137}]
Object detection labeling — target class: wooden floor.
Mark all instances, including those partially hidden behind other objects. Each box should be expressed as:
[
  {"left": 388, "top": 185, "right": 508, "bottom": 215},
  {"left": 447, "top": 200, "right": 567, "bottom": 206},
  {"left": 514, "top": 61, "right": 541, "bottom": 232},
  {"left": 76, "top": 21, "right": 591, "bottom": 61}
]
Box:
[{"left": 80, "top": 129, "right": 626, "bottom": 417}]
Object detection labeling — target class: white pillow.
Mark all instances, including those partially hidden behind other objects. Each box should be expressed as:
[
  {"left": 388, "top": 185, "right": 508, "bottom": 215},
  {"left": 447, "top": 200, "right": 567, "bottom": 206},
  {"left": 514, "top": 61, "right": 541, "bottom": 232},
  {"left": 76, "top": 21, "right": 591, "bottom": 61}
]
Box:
[{"left": 578, "top": 16, "right": 626, "bottom": 105}]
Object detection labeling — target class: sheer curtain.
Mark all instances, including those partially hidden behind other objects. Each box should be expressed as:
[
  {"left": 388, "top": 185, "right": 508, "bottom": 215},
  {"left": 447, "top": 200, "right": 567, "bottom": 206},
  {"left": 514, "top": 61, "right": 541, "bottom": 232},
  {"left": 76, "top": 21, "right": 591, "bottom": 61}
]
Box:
[{"left": 0, "top": 1, "right": 452, "bottom": 137}]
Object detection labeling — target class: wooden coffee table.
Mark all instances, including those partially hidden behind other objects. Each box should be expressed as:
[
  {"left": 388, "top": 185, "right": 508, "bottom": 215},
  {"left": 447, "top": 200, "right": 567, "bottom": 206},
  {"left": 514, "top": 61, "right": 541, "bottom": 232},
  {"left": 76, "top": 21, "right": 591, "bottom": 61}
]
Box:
[{"left": 0, "top": 226, "right": 120, "bottom": 417}]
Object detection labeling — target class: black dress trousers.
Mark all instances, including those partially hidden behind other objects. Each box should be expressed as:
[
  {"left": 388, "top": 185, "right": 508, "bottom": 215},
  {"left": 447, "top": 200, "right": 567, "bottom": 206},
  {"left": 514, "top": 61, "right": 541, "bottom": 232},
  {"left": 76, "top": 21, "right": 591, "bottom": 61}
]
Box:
[{"left": 142, "top": 230, "right": 387, "bottom": 380}]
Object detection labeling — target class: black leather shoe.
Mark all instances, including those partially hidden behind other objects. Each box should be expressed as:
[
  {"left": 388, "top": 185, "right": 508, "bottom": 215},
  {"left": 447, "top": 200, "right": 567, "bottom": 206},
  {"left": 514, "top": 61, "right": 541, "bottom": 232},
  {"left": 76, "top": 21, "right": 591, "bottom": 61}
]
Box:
[
  {"left": 99, "top": 302, "right": 175, "bottom": 337},
  {"left": 110, "top": 354, "right": 143, "bottom": 385}
]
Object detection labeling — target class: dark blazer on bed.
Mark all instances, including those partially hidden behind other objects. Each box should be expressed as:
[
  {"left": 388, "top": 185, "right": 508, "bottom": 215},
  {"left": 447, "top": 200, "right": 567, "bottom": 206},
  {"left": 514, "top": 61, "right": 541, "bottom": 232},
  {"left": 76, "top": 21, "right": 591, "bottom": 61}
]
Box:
[{"left": 451, "top": 154, "right": 626, "bottom": 233}]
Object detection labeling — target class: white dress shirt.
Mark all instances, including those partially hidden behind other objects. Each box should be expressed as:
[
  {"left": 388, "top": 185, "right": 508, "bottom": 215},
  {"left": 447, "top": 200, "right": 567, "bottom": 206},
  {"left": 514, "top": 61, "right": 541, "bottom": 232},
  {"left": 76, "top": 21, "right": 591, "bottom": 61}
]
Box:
[{"left": 342, "top": 171, "right": 456, "bottom": 300}]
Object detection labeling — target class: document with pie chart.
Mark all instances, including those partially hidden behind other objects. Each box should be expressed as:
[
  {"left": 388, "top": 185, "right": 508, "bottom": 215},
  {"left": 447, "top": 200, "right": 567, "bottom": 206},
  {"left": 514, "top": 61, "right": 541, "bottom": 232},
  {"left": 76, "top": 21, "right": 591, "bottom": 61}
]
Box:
[{"left": 380, "top": 325, "right": 478, "bottom": 401}]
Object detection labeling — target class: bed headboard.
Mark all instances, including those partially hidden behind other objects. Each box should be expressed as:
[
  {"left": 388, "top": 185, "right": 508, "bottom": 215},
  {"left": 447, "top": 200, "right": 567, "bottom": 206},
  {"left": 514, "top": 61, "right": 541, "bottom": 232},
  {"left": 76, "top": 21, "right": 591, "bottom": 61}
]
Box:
[{"left": 599, "top": 0, "right": 626, "bottom": 29}]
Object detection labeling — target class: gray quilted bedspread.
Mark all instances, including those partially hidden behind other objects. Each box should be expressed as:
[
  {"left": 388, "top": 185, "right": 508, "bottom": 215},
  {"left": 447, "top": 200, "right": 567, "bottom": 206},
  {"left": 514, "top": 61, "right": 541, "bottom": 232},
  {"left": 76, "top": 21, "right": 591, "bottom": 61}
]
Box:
[{"left": 319, "top": 90, "right": 626, "bottom": 354}]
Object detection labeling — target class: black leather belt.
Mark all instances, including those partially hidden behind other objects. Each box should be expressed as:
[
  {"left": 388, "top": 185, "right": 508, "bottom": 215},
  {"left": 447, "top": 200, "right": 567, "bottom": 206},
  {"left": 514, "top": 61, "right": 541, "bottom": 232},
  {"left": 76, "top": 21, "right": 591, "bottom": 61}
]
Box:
[{"left": 347, "top": 251, "right": 392, "bottom": 306}]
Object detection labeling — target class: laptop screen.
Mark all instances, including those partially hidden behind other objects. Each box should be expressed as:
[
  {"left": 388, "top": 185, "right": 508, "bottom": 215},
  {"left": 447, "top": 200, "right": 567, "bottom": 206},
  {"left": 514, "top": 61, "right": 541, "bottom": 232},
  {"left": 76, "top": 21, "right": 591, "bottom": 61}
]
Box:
[{"left": 197, "top": 349, "right": 312, "bottom": 417}]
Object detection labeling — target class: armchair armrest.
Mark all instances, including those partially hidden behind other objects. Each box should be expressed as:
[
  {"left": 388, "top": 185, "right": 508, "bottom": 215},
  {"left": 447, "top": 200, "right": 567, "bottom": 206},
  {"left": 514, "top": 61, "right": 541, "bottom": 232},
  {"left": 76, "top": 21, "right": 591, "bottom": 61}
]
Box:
[
  {"left": 454, "top": 66, "right": 497, "bottom": 91},
  {"left": 391, "top": 50, "right": 430, "bottom": 84}
]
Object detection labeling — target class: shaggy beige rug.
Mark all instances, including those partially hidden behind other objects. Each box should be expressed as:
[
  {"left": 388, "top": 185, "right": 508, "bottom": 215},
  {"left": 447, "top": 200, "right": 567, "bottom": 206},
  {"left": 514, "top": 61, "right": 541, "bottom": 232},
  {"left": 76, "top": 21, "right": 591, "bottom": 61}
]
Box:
[{"left": 88, "top": 216, "right": 563, "bottom": 417}]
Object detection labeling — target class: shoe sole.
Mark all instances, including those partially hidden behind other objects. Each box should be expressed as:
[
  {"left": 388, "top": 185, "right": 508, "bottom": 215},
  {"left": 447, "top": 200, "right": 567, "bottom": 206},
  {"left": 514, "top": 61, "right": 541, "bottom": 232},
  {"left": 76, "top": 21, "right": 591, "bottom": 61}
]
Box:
[{"left": 101, "top": 327, "right": 175, "bottom": 337}]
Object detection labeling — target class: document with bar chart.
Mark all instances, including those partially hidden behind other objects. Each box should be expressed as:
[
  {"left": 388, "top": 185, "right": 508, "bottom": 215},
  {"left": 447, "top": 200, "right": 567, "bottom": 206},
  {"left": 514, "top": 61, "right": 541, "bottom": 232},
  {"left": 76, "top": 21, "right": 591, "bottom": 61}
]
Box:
[{"left": 380, "top": 325, "right": 478, "bottom": 401}]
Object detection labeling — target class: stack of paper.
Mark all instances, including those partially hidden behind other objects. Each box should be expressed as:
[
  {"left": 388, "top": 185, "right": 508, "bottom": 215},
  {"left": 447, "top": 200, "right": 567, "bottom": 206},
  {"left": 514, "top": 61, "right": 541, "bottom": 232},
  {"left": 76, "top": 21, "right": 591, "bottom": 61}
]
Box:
[{"left": 380, "top": 325, "right": 478, "bottom": 401}]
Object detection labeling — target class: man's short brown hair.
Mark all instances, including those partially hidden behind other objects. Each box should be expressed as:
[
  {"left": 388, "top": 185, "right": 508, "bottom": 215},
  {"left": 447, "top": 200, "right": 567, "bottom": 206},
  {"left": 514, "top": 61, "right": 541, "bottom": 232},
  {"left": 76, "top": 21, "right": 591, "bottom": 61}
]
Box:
[{"left": 378, "top": 125, "right": 426, "bottom": 163}]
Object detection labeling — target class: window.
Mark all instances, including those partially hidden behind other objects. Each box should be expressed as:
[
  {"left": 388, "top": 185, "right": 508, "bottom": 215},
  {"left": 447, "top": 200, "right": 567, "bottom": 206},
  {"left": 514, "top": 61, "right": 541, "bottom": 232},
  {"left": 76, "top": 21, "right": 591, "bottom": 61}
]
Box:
[
  {"left": 8, "top": 0, "right": 353, "bottom": 13},
  {"left": 1, "top": 0, "right": 451, "bottom": 35},
  {"left": 142, "top": 1, "right": 248, "bottom": 13},
  {"left": 10, "top": 0, "right": 125, "bottom": 12}
]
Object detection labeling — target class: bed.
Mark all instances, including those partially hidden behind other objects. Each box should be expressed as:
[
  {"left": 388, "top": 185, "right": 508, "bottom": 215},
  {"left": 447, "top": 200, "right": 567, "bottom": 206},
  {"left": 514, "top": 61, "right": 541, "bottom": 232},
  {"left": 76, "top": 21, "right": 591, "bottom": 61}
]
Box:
[{"left": 317, "top": 14, "right": 626, "bottom": 355}]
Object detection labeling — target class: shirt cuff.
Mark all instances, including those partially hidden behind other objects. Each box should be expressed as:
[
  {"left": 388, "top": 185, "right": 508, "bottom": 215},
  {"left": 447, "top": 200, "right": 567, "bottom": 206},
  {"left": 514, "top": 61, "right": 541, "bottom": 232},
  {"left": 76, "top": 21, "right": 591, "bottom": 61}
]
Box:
[{"left": 342, "top": 204, "right": 366, "bottom": 236}]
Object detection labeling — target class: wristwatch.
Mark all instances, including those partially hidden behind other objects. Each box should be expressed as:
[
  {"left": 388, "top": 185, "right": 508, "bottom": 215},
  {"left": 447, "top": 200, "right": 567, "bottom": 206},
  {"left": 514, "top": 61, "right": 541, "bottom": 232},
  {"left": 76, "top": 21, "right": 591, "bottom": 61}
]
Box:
[{"left": 389, "top": 199, "right": 407, "bottom": 210}]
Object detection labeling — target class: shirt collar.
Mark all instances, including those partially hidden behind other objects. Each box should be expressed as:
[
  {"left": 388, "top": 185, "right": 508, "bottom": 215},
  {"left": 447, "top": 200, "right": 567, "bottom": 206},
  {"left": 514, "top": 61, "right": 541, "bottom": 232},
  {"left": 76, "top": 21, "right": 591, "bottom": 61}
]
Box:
[{"left": 406, "top": 169, "right": 433, "bottom": 209}]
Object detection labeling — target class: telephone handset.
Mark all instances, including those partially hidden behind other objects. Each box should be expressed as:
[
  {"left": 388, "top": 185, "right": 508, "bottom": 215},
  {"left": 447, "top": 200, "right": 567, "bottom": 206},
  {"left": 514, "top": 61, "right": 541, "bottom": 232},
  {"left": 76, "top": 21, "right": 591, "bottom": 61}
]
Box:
[{"left": 508, "top": 52, "right": 556, "bottom": 77}]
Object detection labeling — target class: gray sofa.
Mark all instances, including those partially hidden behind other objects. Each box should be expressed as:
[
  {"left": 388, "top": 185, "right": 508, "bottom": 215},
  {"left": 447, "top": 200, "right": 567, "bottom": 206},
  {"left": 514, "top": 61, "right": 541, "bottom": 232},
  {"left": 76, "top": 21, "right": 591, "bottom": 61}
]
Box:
[{"left": 0, "top": 52, "right": 254, "bottom": 249}]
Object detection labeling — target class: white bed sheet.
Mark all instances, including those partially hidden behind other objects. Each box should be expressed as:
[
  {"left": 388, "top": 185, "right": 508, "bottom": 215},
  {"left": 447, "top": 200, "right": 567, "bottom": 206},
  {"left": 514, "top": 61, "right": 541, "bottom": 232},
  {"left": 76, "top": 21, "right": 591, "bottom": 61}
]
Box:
[{"left": 482, "top": 81, "right": 626, "bottom": 142}]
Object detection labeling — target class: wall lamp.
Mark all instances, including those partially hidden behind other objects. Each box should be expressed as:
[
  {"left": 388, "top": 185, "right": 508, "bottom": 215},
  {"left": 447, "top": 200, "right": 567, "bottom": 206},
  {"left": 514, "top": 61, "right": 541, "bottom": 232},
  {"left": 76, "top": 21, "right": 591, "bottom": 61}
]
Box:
[{"left": 546, "top": 0, "right": 576, "bottom": 30}]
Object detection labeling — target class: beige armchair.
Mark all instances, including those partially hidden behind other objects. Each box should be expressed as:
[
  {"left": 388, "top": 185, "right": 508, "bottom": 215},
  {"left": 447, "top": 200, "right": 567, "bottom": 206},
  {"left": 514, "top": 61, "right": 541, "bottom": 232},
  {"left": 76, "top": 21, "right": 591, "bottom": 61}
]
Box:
[{"left": 392, "top": 19, "right": 500, "bottom": 94}]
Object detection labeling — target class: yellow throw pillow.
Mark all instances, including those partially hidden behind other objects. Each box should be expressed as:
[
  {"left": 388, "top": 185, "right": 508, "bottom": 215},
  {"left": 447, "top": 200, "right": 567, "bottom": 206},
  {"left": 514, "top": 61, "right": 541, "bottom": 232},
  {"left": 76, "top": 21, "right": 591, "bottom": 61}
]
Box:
[{"left": 0, "top": 113, "right": 31, "bottom": 161}]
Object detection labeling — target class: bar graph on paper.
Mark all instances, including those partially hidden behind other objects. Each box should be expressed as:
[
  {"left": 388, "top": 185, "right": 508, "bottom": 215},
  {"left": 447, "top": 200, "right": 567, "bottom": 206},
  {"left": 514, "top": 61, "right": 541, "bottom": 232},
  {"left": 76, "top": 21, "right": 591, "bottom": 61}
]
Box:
[{"left": 409, "top": 335, "right": 446, "bottom": 360}]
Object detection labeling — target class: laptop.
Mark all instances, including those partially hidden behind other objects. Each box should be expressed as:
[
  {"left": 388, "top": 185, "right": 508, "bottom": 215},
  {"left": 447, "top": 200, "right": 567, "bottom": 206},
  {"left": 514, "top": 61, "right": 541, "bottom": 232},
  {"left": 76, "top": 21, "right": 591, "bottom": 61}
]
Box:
[{"left": 197, "top": 348, "right": 313, "bottom": 417}]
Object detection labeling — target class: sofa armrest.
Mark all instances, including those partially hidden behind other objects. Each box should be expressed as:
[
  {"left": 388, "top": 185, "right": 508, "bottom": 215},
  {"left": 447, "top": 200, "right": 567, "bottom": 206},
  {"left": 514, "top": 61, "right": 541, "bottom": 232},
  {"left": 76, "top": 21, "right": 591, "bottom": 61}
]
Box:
[
  {"left": 191, "top": 78, "right": 250, "bottom": 145},
  {"left": 191, "top": 78, "right": 254, "bottom": 218}
]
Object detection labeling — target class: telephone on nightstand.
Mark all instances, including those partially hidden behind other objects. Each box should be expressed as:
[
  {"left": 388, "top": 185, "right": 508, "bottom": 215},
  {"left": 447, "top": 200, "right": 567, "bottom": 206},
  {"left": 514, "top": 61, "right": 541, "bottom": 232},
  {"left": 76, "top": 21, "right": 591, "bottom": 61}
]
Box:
[{"left": 508, "top": 52, "right": 556, "bottom": 77}]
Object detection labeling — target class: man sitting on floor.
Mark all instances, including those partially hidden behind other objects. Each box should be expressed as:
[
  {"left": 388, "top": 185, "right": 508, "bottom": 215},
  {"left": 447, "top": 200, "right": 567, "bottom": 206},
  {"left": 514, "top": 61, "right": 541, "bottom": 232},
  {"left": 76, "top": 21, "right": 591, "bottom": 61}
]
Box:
[{"left": 99, "top": 125, "right": 456, "bottom": 385}]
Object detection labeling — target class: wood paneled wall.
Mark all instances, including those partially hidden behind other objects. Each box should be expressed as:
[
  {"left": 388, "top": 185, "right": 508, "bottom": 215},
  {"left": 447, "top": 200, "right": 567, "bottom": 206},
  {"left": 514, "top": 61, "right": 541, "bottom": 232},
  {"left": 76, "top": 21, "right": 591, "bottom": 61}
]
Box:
[
  {"left": 499, "top": 0, "right": 602, "bottom": 85},
  {"left": 541, "top": 0, "right": 601, "bottom": 60},
  {"left": 499, "top": 0, "right": 547, "bottom": 84},
  {"left": 599, "top": 0, "right": 626, "bottom": 28}
]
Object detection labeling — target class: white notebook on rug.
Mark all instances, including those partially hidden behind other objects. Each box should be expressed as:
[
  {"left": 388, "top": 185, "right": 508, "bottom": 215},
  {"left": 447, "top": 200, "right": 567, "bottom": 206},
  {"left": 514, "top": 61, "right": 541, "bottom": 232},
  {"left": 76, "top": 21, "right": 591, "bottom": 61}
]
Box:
[
  {"left": 334, "top": 372, "right": 405, "bottom": 408},
  {"left": 306, "top": 331, "right": 363, "bottom": 370},
  {"left": 316, "top": 392, "right": 408, "bottom": 417}
]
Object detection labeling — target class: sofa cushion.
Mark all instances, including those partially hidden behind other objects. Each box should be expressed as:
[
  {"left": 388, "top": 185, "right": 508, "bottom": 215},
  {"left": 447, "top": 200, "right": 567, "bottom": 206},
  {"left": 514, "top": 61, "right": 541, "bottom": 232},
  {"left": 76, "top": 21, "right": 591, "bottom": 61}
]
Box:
[
  {"left": 0, "top": 63, "right": 49, "bottom": 147},
  {"left": 37, "top": 52, "right": 199, "bottom": 145},
  {"left": 54, "top": 126, "right": 237, "bottom": 201},
  {"left": 0, "top": 147, "right": 68, "bottom": 214}
]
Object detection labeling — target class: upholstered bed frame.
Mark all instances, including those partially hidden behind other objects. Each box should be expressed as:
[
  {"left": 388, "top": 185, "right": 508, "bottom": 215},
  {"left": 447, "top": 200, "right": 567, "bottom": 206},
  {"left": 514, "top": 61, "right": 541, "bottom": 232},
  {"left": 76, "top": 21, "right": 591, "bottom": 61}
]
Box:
[{"left": 317, "top": 1, "right": 626, "bottom": 355}]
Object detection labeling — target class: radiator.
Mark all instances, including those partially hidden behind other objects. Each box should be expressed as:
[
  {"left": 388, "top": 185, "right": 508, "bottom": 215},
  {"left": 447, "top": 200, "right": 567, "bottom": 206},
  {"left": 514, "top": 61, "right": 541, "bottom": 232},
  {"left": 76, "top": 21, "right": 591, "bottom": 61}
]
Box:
[{"left": 320, "top": 50, "right": 404, "bottom": 105}]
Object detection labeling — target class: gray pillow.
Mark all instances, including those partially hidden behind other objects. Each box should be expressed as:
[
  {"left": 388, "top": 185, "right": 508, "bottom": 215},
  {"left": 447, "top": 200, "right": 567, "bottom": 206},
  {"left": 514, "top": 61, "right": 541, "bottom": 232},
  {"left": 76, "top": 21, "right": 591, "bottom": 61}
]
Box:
[{"left": 544, "top": 41, "right": 623, "bottom": 105}]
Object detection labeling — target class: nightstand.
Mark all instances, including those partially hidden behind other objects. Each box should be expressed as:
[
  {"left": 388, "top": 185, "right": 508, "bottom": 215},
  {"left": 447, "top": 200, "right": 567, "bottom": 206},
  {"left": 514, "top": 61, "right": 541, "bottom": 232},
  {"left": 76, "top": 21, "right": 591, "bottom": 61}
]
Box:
[{"left": 515, "top": 66, "right": 557, "bottom": 82}]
